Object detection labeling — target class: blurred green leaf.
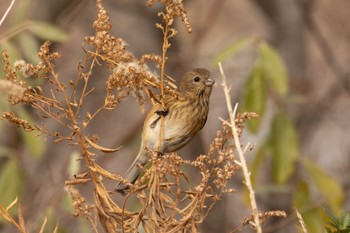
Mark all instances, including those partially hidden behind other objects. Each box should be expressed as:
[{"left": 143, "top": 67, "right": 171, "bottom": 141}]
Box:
[
  {"left": 68, "top": 151, "right": 81, "bottom": 177},
  {"left": 269, "top": 111, "right": 298, "bottom": 184},
  {"left": 8, "top": 0, "right": 31, "bottom": 25},
  {"left": 212, "top": 38, "right": 251, "bottom": 65},
  {"left": 62, "top": 192, "right": 73, "bottom": 213},
  {"left": 258, "top": 42, "right": 288, "bottom": 96},
  {"left": 0, "top": 146, "right": 13, "bottom": 158},
  {"left": 250, "top": 143, "right": 268, "bottom": 186},
  {"left": 293, "top": 180, "right": 324, "bottom": 233},
  {"left": 241, "top": 64, "right": 266, "bottom": 132},
  {"left": 326, "top": 207, "right": 341, "bottom": 226},
  {"left": 28, "top": 21, "right": 67, "bottom": 42},
  {"left": 0, "top": 40, "right": 20, "bottom": 62},
  {"left": 0, "top": 158, "right": 22, "bottom": 219},
  {"left": 293, "top": 181, "right": 309, "bottom": 209},
  {"left": 42, "top": 207, "right": 58, "bottom": 233},
  {"left": 17, "top": 32, "right": 40, "bottom": 64},
  {"left": 16, "top": 107, "right": 45, "bottom": 159},
  {"left": 302, "top": 158, "right": 344, "bottom": 214},
  {"left": 338, "top": 212, "right": 350, "bottom": 230},
  {"left": 324, "top": 208, "right": 350, "bottom": 232}
]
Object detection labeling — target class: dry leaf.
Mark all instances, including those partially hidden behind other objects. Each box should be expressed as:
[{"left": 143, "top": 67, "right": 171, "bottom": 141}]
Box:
[{"left": 85, "top": 136, "right": 122, "bottom": 153}]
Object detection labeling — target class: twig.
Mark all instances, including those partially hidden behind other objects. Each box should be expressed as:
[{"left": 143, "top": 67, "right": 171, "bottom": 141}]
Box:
[
  {"left": 295, "top": 208, "right": 308, "bottom": 233},
  {"left": 157, "top": 15, "right": 171, "bottom": 151},
  {"left": 0, "top": 0, "right": 15, "bottom": 27},
  {"left": 219, "top": 62, "right": 262, "bottom": 233}
]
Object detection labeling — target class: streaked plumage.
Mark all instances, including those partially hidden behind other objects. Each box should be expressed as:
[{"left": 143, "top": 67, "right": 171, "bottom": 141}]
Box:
[{"left": 115, "top": 68, "right": 214, "bottom": 192}]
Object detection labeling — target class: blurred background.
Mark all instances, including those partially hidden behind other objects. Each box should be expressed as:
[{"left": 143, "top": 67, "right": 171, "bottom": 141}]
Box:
[{"left": 1, "top": 0, "right": 350, "bottom": 232}]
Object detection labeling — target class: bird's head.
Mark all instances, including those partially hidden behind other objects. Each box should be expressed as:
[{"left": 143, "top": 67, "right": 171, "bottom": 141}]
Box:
[{"left": 178, "top": 68, "right": 215, "bottom": 97}]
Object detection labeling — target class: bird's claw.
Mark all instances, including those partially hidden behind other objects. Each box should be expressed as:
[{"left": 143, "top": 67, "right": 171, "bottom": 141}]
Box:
[{"left": 155, "top": 108, "right": 168, "bottom": 116}]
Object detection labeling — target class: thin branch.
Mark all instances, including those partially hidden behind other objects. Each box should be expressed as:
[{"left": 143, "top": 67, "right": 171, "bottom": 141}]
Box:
[
  {"left": 218, "top": 62, "right": 262, "bottom": 233},
  {"left": 295, "top": 208, "right": 308, "bottom": 233},
  {"left": 0, "top": 0, "right": 15, "bottom": 27},
  {"left": 157, "top": 18, "right": 170, "bottom": 151},
  {"left": 75, "top": 50, "right": 99, "bottom": 116}
]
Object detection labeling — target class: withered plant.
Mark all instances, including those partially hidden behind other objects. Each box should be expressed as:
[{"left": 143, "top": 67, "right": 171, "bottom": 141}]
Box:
[{"left": 0, "top": 0, "right": 286, "bottom": 232}]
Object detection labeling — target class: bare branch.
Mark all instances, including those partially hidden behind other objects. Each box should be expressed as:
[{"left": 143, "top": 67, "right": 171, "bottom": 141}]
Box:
[
  {"left": 0, "top": 0, "right": 15, "bottom": 27},
  {"left": 219, "top": 62, "right": 262, "bottom": 233}
]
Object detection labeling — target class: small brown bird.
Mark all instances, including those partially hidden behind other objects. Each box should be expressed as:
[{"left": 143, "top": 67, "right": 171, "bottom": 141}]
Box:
[{"left": 115, "top": 68, "right": 214, "bottom": 192}]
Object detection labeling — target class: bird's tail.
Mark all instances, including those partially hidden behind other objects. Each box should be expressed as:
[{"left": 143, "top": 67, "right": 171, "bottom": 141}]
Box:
[{"left": 115, "top": 148, "right": 148, "bottom": 193}]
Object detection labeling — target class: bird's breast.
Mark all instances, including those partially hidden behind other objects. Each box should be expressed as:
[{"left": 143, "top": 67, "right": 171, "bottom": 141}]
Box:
[{"left": 142, "top": 96, "right": 209, "bottom": 153}]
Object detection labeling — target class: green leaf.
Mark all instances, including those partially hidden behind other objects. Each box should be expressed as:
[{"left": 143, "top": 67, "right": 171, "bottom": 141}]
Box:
[
  {"left": 68, "top": 151, "right": 81, "bottom": 177},
  {"left": 293, "top": 181, "right": 310, "bottom": 208},
  {"left": 302, "top": 158, "right": 344, "bottom": 214},
  {"left": 293, "top": 180, "right": 324, "bottom": 233},
  {"left": 250, "top": 143, "right": 268, "bottom": 186},
  {"left": 258, "top": 42, "right": 288, "bottom": 96},
  {"left": 16, "top": 107, "right": 45, "bottom": 159},
  {"left": 338, "top": 212, "right": 350, "bottom": 230},
  {"left": 324, "top": 209, "right": 350, "bottom": 232},
  {"left": 28, "top": 21, "right": 67, "bottom": 42},
  {"left": 269, "top": 111, "right": 298, "bottom": 184},
  {"left": 0, "top": 158, "right": 23, "bottom": 218},
  {"left": 325, "top": 207, "right": 340, "bottom": 227},
  {"left": 0, "top": 146, "right": 13, "bottom": 159},
  {"left": 241, "top": 64, "right": 267, "bottom": 132},
  {"left": 212, "top": 38, "right": 251, "bottom": 65},
  {"left": 62, "top": 192, "right": 73, "bottom": 213},
  {"left": 17, "top": 32, "right": 40, "bottom": 64}
]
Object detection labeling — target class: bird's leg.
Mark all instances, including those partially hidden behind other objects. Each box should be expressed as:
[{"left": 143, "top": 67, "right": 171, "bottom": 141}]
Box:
[
  {"left": 155, "top": 108, "right": 168, "bottom": 116},
  {"left": 150, "top": 108, "right": 168, "bottom": 128}
]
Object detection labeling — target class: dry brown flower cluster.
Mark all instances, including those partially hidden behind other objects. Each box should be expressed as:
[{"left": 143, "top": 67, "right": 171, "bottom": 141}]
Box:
[
  {"left": 85, "top": 2, "right": 182, "bottom": 113},
  {"left": 0, "top": 0, "right": 286, "bottom": 232},
  {"left": 0, "top": 112, "right": 33, "bottom": 132},
  {"left": 147, "top": 0, "right": 192, "bottom": 33}
]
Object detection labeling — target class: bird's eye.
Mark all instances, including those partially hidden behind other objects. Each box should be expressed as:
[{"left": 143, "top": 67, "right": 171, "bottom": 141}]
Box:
[{"left": 193, "top": 76, "right": 200, "bottom": 82}]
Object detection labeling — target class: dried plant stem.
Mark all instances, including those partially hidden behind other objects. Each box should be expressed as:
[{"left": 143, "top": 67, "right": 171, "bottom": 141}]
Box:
[
  {"left": 44, "top": 57, "right": 101, "bottom": 190},
  {"left": 75, "top": 53, "right": 98, "bottom": 116},
  {"left": 295, "top": 208, "right": 308, "bottom": 233},
  {"left": 157, "top": 18, "right": 171, "bottom": 151},
  {"left": 0, "top": 0, "right": 15, "bottom": 27},
  {"left": 219, "top": 62, "right": 262, "bottom": 233},
  {"left": 160, "top": 21, "right": 169, "bottom": 108}
]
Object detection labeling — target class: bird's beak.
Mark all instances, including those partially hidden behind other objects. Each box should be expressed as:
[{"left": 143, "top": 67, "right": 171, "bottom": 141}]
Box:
[{"left": 205, "top": 78, "right": 215, "bottom": 86}]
